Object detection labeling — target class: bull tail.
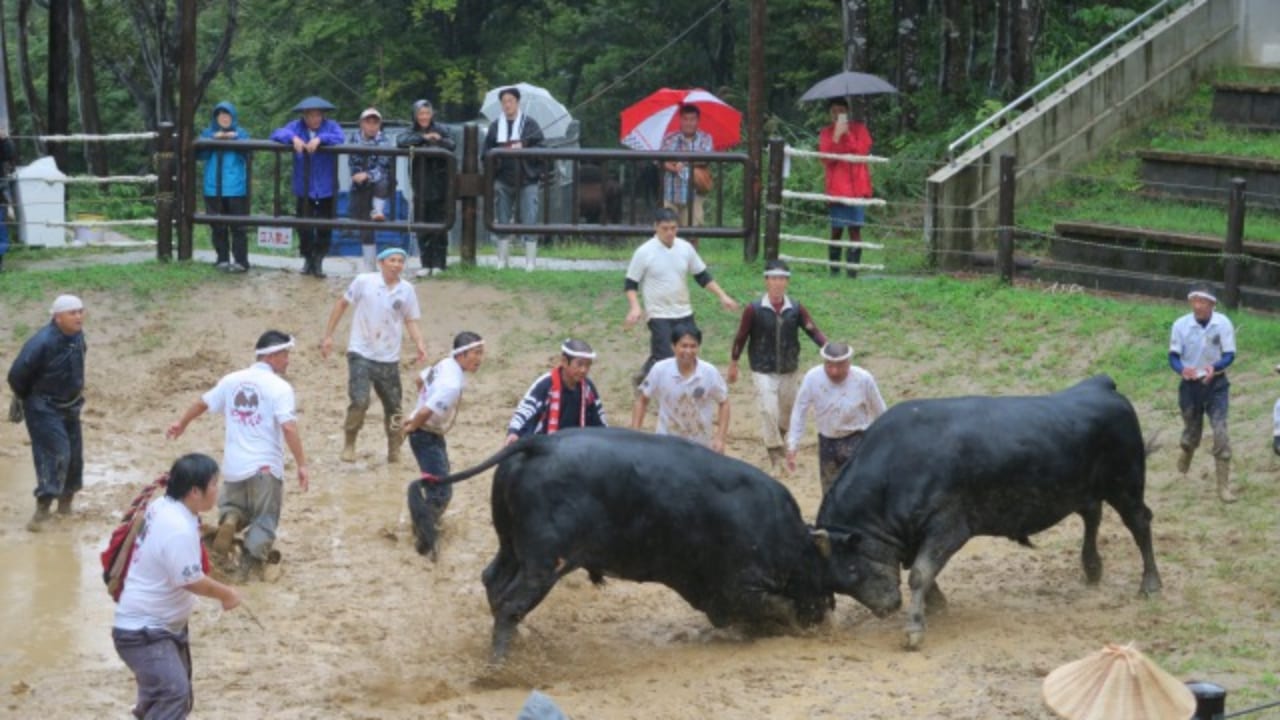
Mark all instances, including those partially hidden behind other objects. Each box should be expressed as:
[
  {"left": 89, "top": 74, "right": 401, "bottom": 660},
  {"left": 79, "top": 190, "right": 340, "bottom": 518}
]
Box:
[
  {"left": 1143, "top": 431, "right": 1162, "bottom": 459},
  {"left": 423, "top": 438, "right": 533, "bottom": 486}
]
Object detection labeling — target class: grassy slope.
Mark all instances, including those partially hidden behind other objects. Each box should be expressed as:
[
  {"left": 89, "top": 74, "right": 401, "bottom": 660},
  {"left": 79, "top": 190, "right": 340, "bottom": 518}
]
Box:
[{"left": 1020, "top": 72, "right": 1280, "bottom": 244}]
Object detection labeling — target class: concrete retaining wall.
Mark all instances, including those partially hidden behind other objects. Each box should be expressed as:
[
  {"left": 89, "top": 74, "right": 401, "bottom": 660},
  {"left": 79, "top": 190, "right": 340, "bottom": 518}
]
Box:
[{"left": 925, "top": 0, "right": 1241, "bottom": 269}]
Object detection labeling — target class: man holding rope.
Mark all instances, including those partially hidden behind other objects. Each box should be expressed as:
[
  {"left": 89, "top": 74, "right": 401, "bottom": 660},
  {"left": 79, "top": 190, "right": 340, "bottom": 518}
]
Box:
[
  {"left": 322, "top": 247, "right": 427, "bottom": 464},
  {"left": 402, "top": 331, "right": 485, "bottom": 557},
  {"left": 166, "top": 331, "right": 311, "bottom": 580},
  {"left": 505, "top": 339, "right": 607, "bottom": 443},
  {"left": 786, "top": 342, "right": 886, "bottom": 494},
  {"left": 818, "top": 98, "right": 873, "bottom": 278}
]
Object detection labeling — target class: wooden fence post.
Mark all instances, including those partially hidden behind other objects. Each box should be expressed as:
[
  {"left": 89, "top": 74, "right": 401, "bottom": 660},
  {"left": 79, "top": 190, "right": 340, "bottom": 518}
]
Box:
[
  {"left": 1222, "top": 177, "right": 1246, "bottom": 310},
  {"left": 763, "top": 137, "right": 784, "bottom": 262},
  {"left": 155, "top": 122, "right": 174, "bottom": 262},
  {"left": 997, "top": 154, "right": 1016, "bottom": 284},
  {"left": 461, "top": 124, "right": 478, "bottom": 267}
]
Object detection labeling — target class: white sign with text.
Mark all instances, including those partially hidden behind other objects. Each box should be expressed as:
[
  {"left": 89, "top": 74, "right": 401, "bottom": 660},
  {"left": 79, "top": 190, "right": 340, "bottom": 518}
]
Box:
[{"left": 256, "top": 226, "right": 293, "bottom": 250}]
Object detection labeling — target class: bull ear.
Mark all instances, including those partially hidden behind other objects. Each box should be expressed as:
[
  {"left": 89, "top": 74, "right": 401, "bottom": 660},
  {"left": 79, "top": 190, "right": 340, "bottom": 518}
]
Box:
[{"left": 810, "top": 528, "right": 832, "bottom": 559}]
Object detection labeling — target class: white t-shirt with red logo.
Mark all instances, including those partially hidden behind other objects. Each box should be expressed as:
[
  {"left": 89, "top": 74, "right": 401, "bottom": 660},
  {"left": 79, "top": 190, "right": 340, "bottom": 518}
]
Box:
[
  {"left": 114, "top": 495, "right": 204, "bottom": 632},
  {"left": 343, "top": 272, "right": 421, "bottom": 363},
  {"left": 202, "top": 362, "right": 297, "bottom": 482}
]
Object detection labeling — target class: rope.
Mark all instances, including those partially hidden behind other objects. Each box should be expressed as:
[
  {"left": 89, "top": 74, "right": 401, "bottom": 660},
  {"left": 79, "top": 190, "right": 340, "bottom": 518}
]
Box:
[
  {"left": 778, "top": 254, "right": 886, "bottom": 271},
  {"left": 784, "top": 146, "right": 890, "bottom": 164},
  {"left": 53, "top": 175, "right": 159, "bottom": 185},
  {"left": 779, "top": 233, "right": 884, "bottom": 250},
  {"left": 34, "top": 132, "right": 158, "bottom": 142},
  {"left": 781, "top": 190, "right": 886, "bottom": 207}
]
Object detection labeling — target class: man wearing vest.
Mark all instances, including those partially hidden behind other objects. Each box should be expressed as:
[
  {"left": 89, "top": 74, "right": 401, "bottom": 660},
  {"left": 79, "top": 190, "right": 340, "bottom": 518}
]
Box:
[
  {"left": 728, "top": 259, "right": 827, "bottom": 469},
  {"left": 505, "top": 339, "right": 607, "bottom": 443}
]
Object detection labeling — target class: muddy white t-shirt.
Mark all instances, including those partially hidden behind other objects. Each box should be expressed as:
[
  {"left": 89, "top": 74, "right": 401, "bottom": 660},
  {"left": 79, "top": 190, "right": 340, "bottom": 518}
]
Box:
[
  {"left": 787, "top": 365, "right": 886, "bottom": 451},
  {"left": 202, "top": 362, "right": 296, "bottom": 482},
  {"left": 344, "top": 272, "right": 421, "bottom": 363},
  {"left": 625, "top": 236, "right": 707, "bottom": 319},
  {"left": 114, "top": 496, "right": 203, "bottom": 632},
  {"left": 413, "top": 356, "right": 465, "bottom": 435},
  {"left": 639, "top": 357, "right": 728, "bottom": 447}
]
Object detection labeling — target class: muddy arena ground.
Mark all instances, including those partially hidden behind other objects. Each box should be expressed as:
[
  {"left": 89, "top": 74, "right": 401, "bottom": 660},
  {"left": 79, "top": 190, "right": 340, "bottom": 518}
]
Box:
[{"left": 2, "top": 270, "right": 1278, "bottom": 719}]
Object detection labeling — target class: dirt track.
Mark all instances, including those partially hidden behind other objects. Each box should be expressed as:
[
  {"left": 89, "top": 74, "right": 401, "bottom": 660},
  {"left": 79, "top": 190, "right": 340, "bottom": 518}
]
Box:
[{"left": 1, "top": 272, "right": 1275, "bottom": 719}]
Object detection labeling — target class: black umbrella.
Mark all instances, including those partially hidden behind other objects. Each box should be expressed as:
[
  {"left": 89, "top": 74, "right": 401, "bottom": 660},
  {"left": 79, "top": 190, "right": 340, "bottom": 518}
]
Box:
[
  {"left": 290, "top": 96, "right": 337, "bottom": 112},
  {"left": 799, "top": 71, "right": 898, "bottom": 102}
]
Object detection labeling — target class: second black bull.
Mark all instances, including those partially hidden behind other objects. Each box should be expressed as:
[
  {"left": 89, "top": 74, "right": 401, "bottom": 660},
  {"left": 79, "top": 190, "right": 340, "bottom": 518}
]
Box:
[
  {"left": 816, "top": 374, "right": 1163, "bottom": 649},
  {"left": 424, "top": 427, "right": 837, "bottom": 660}
]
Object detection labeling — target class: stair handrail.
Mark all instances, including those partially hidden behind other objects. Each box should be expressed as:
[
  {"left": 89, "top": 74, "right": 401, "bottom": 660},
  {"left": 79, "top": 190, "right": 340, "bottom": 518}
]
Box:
[{"left": 947, "top": 0, "right": 1190, "bottom": 162}]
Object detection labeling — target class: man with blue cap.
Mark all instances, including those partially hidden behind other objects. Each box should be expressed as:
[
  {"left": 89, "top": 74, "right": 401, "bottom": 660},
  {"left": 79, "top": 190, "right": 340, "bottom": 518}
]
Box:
[
  {"left": 8, "top": 294, "right": 88, "bottom": 530},
  {"left": 270, "top": 96, "right": 345, "bottom": 277},
  {"left": 322, "top": 247, "right": 428, "bottom": 463}
]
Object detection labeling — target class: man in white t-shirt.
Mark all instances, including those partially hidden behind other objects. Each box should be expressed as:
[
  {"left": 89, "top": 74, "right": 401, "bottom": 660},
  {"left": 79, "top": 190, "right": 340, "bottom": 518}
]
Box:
[
  {"left": 624, "top": 207, "right": 738, "bottom": 386},
  {"left": 1168, "top": 283, "right": 1237, "bottom": 503},
  {"left": 786, "top": 342, "right": 886, "bottom": 494},
  {"left": 632, "top": 324, "right": 730, "bottom": 453},
  {"left": 401, "top": 331, "right": 486, "bottom": 557},
  {"left": 167, "top": 330, "right": 310, "bottom": 579},
  {"left": 322, "top": 247, "right": 428, "bottom": 464},
  {"left": 112, "top": 453, "right": 240, "bottom": 719}
]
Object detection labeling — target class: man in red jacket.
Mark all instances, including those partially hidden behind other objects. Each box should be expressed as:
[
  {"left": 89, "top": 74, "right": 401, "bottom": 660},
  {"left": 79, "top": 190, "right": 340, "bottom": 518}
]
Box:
[{"left": 817, "top": 98, "right": 873, "bottom": 278}]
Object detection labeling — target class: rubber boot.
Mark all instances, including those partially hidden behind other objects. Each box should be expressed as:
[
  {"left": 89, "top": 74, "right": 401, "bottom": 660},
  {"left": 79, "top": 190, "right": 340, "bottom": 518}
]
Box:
[
  {"left": 55, "top": 494, "right": 73, "bottom": 516},
  {"left": 341, "top": 430, "right": 358, "bottom": 463},
  {"left": 301, "top": 255, "right": 313, "bottom": 276},
  {"left": 361, "top": 244, "right": 377, "bottom": 272},
  {"left": 1215, "top": 458, "right": 1237, "bottom": 503},
  {"left": 1176, "top": 447, "right": 1194, "bottom": 474},
  {"left": 27, "top": 497, "right": 52, "bottom": 533},
  {"left": 311, "top": 251, "right": 327, "bottom": 279},
  {"left": 386, "top": 417, "right": 402, "bottom": 464},
  {"left": 496, "top": 238, "right": 511, "bottom": 269},
  {"left": 212, "top": 510, "right": 242, "bottom": 557},
  {"left": 524, "top": 240, "right": 538, "bottom": 272}
]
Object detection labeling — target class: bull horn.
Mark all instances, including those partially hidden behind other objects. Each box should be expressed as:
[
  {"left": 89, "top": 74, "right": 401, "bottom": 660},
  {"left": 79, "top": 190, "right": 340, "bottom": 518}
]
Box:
[{"left": 811, "top": 528, "right": 832, "bottom": 559}]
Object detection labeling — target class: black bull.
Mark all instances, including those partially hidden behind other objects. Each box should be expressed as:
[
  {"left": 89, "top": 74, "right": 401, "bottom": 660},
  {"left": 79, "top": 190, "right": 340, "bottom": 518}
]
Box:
[
  {"left": 428, "top": 427, "right": 837, "bottom": 660},
  {"left": 816, "top": 375, "right": 1163, "bottom": 649}
]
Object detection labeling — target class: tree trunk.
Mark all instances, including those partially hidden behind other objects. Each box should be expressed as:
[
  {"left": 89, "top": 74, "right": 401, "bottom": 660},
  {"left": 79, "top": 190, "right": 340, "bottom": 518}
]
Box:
[
  {"left": 714, "top": 0, "right": 735, "bottom": 88},
  {"left": 990, "top": 0, "right": 1012, "bottom": 96},
  {"left": 939, "top": 0, "right": 965, "bottom": 95},
  {"left": 894, "top": 0, "right": 922, "bottom": 131},
  {"left": 1010, "top": 0, "right": 1042, "bottom": 97},
  {"left": 842, "top": 0, "right": 870, "bottom": 72},
  {"left": 70, "top": 0, "right": 108, "bottom": 175},
  {"left": 47, "top": 0, "right": 70, "bottom": 170},
  {"left": 968, "top": 0, "right": 988, "bottom": 83},
  {"left": 192, "top": 0, "right": 239, "bottom": 114},
  {"left": 17, "top": 0, "right": 46, "bottom": 156}
]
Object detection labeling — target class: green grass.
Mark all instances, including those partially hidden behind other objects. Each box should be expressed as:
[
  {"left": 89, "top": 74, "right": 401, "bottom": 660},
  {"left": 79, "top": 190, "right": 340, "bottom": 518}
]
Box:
[
  {"left": 0, "top": 260, "right": 227, "bottom": 304},
  {"left": 1148, "top": 83, "right": 1280, "bottom": 158}
]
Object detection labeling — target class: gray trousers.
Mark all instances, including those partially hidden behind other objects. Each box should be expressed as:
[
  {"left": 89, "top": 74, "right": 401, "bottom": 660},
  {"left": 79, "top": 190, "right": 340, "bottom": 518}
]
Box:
[
  {"left": 112, "top": 625, "right": 192, "bottom": 720},
  {"left": 494, "top": 180, "right": 539, "bottom": 245},
  {"left": 819, "top": 432, "right": 865, "bottom": 495},
  {"left": 219, "top": 470, "right": 283, "bottom": 561},
  {"left": 345, "top": 352, "right": 403, "bottom": 437},
  {"left": 1179, "top": 375, "right": 1231, "bottom": 460}
]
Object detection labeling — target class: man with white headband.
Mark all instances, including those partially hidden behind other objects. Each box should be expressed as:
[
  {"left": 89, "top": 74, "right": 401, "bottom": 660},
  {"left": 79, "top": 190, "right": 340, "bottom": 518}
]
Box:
[
  {"left": 786, "top": 341, "right": 886, "bottom": 494},
  {"left": 322, "top": 246, "right": 427, "bottom": 464},
  {"left": 506, "top": 338, "right": 607, "bottom": 443},
  {"left": 166, "top": 330, "right": 310, "bottom": 580},
  {"left": 402, "top": 331, "right": 485, "bottom": 557},
  {"left": 728, "top": 258, "right": 827, "bottom": 469},
  {"left": 7, "top": 294, "right": 88, "bottom": 531},
  {"left": 1169, "top": 282, "right": 1237, "bottom": 502}
]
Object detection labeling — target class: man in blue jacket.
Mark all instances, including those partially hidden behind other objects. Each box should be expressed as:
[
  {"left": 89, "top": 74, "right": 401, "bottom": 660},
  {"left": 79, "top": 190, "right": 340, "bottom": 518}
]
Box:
[
  {"left": 271, "top": 96, "right": 344, "bottom": 278},
  {"left": 199, "top": 101, "right": 251, "bottom": 272},
  {"left": 8, "top": 295, "right": 88, "bottom": 531}
]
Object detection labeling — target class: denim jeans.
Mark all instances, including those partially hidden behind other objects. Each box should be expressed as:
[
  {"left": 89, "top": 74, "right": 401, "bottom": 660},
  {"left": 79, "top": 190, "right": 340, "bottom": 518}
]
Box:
[
  {"left": 23, "top": 394, "right": 84, "bottom": 499},
  {"left": 1179, "top": 375, "right": 1231, "bottom": 459},
  {"left": 112, "top": 625, "right": 192, "bottom": 720},
  {"left": 407, "top": 430, "right": 452, "bottom": 556},
  {"left": 494, "top": 181, "right": 539, "bottom": 245}
]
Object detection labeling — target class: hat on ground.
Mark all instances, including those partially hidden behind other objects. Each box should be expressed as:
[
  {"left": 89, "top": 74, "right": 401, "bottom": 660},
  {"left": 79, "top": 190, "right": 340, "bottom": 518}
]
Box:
[
  {"left": 359, "top": 107, "right": 382, "bottom": 121},
  {"left": 377, "top": 247, "right": 407, "bottom": 261},
  {"left": 50, "top": 294, "right": 84, "bottom": 315},
  {"left": 1043, "top": 643, "right": 1195, "bottom": 720},
  {"left": 291, "top": 96, "right": 336, "bottom": 113}
]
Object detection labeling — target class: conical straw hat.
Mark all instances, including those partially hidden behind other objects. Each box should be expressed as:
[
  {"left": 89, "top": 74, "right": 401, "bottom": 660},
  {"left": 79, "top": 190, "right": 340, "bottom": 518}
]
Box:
[{"left": 1043, "top": 643, "right": 1195, "bottom": 720}]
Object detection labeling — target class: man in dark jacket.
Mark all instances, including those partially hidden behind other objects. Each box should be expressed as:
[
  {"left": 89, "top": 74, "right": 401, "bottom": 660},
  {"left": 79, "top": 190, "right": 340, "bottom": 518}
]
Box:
[
  {"left": 199, "top": 101, "right": 251, "bottom": 272},
  {"left": 483, "top": 86, "right": 544, "bottom": 271},
  {"left": 270, "top": 96, "right": 345, "bottom": 278},
  {"left": 399, "top": 99, "right": 456, "bottom": 277},
  {"left": 8, "top": 295, "right": 88, "bottom": 530},
  {"left": 505, "top": 339, "right": 606, "bottom": 443},
  {"left": 728, "top": 259, "right": 827, "bottom": 469}
]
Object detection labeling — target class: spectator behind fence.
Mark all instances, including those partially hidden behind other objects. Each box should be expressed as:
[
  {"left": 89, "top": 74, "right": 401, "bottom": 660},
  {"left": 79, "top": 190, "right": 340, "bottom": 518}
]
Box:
[
  {"left": 270, "top": 96, "right": 344, "bottom": 278},
  {"left": 660, "top": 104, "right": 713, "bottom": 248},
  {"left": 347, "top": 107, "right": 394, "bottom": 272},
  {"left": 398, "top": 99, "right": 456, "bottom": 278},
  {"left": 818, "top": 98, "right": 873, "bottom": 278},
  {"left": 199, "top": 101, "right": 251, "bottom": 273},
  {"left": 0, "top": 127, "right": 17, "bottom": 273},
  {"left": 483, "top": 86, "right": 544, "bottom": 271}
]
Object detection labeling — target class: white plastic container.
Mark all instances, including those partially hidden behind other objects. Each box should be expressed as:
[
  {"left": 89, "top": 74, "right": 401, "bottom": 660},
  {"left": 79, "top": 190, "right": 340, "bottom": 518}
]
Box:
[{"left": 14, "top": 156, "right": 68, "bottom": 247}]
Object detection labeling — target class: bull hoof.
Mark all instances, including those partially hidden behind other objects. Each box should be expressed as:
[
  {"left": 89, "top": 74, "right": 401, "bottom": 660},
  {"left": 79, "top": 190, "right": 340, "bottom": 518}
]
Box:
[
  {"left": 1139, "top": 577, "right": 1163, "bottom": 598},
  {"left": 904, "top": 630, "right": 924, "bottom": 651}
]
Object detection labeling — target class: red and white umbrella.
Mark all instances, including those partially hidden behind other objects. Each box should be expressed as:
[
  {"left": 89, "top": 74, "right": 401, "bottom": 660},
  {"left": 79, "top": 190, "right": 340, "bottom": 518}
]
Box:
[{"left": 619, "top": 88, "right": 742, "bottom": 151}]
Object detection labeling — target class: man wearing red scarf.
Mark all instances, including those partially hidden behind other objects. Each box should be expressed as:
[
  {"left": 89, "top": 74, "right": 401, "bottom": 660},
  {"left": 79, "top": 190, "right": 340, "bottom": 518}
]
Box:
[{"left": 505, "top": 339, "right": 608, "bottom": 444}]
